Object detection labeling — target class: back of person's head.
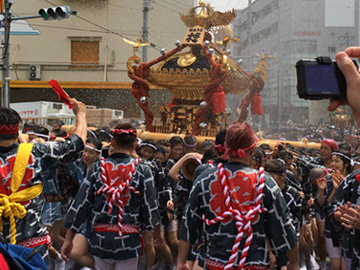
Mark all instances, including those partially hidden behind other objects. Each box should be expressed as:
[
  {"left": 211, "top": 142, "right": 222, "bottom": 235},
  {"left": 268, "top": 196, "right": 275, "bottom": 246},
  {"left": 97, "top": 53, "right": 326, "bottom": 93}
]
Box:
[
  {"left": 112, "top": 123, "right": 137, "bottom": 149},
  {"left": 157, "top": 139, "right": 170, "bottom": 148},
  {"left": 201, "top": 149, "right": 217, "bottom": 163},
  {"left": 278, "top": 150, "right": 293, "bottom": 161},
  {"left": 201, "top": 139, "right": 214, "bottom": 152},
  {"left": 86, "top": 137, "right": 103, "bottom": 151},
  {"left": 264, "top": 159, "right": 286, "bottom": 175},
  {"left": 23, "top": 121, "right": 37, "bottom": 133},
  {"left": 253, "top": 147, "right": 266, "bottom": 166},
  {"left": 0, "top": 107, "right": 22, "bottom": 141},
  {"left": 309, "top": 167, "right": 328, "bottom": 184},
  {"left": 225, "top": 123, "right": 257, "bottom": 155},
  {"left": 184, "top": 135, "right": 197, "bottom": 147},
  {"left": 259, "top": 143, "right": 272, "bottom": 152},
  {"left": 35, "top": 126, "right": 49, "bottom": 136},
  {"left": 215, "top": 129, "right": 227, "bottom": 155},
  {"left": 96, "top": 126, "right": 113, "bottom": 143},
  {"left": 51, "top": 128, "right": 68, "bottom": 138},
  {"left": 338, "top": 142, "right": 352, "bottom": 152}
]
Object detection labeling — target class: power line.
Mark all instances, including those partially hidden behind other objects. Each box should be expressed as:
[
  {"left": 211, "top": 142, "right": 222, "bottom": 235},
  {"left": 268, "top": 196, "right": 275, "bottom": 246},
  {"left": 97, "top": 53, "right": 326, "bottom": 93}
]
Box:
[
  {"left": 224, "top": 0, "right": 233, "bottom": 10},
  {"left": 150, "top": 0, "right": 181, "bottom": 14},
  {"left": 160, "top": 0, "right": 189, "bottom": 12},
  {"left": 107, "top": 3, "right": 143, "bottom": 12},
  {"left": 171, "top": 0, "right": 193, "bottom": 9},
  {"left": 39, "top": 0, "right": 162, "bottom": 50},
  {"left": 13, "top": 20, "right": 142, "bottom": 36}
]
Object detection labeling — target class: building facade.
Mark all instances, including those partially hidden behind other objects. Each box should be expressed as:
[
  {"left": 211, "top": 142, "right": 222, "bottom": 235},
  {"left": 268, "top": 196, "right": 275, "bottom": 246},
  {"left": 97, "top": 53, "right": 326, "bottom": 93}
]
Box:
[
  {"left": 231, "top": 0, "right": 359, "bottom": 125},
  {"left": 4, "top": 0, "right": 193, "bottom": 118}
]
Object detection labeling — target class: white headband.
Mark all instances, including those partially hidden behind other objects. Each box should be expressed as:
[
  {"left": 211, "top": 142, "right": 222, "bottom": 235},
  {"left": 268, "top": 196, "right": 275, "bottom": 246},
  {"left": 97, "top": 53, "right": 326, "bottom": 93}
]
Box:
[
  {"left": 140, "top": 142, "right": 157, "bottom": 150},
  {"left": 87, "top": 129, "right": 97, "bottom": 138},
  {"left": 85, "top": 145, "right": 102, "bottom": 153},
  {"left": 332, "top": 152, "right": 354, "bottom": 167},
  {"left": 26, "top": 132, "right": 50, "bottom": 141}
]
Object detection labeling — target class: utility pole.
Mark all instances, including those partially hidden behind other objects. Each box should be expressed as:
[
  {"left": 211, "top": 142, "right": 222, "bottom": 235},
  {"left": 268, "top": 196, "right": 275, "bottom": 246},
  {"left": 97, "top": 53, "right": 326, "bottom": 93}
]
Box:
[
  {"left": 1, "top": 0, "right": 12, "bottom": 107},
  {"left": 142, "top": 0, "right": 149, "bottom": 62},
  {"left": 0, "top": 3, "right": 75, "bottom": 107}
]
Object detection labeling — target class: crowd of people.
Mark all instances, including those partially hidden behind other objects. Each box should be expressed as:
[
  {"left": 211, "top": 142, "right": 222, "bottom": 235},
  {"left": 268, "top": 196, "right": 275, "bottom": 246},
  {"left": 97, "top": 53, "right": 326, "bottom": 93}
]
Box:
[{"left": 0, "top": 48, "right": 359, "bottom": 270}]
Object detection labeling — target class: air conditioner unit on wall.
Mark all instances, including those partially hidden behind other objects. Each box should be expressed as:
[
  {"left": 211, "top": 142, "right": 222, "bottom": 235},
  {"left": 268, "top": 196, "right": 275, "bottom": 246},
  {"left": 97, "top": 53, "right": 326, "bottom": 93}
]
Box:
[{"left": 29, "top": 64, "right": 41, "bottom": 80}]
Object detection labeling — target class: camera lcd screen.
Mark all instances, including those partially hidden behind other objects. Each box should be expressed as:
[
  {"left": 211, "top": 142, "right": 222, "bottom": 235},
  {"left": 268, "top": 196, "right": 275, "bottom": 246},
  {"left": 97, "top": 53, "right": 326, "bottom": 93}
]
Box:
[{"left": 304, "top": 64, "right": 341, "bottom": 95}]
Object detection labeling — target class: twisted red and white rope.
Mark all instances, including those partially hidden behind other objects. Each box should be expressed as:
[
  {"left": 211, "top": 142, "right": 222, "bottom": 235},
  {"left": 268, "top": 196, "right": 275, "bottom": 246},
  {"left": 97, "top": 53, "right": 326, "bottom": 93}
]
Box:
[
  {"left": 202, "top": 164, "right": 266, "bottom": 270},
  {"left": 95, "top": 157, "right": 141, "bottom": 236}
]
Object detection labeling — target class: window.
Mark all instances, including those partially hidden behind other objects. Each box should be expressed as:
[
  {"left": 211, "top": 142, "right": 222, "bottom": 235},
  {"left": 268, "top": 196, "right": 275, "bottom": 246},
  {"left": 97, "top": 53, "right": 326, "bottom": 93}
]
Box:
[{"left": 70, "top": 38, "right": 100, "bottom": 68}]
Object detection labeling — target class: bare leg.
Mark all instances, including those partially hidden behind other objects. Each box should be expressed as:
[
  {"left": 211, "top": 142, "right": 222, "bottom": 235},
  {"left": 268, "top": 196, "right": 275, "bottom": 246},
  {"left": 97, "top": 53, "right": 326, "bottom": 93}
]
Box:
[{"left": 69, "top": 234, "right": 95, "bottom": 269}]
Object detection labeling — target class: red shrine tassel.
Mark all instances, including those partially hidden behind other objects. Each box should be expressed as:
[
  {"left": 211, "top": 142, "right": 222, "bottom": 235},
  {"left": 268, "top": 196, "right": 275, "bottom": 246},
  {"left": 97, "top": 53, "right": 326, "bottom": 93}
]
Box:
[
  {"left": 168, "top": 96, "right": 176, "bottom": 107},
  {"left": 212, "top": 89, "right": 225, "bottom": 113},
  {"left": 250, "top": 93, "right": 263, "bottom": 115}
]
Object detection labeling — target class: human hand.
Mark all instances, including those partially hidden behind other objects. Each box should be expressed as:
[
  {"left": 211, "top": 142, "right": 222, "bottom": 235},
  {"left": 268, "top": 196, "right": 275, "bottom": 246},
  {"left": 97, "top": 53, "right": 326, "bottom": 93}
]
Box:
[
  {"left": 71, "top": 98, "right": 86, "bottom": 116},
  {"left": 153, "top": 231, "right": 164, "bottom": 249},
  {"left": 61, "top": 239, "right": 73, "bottom": 263},
  {"left": 269, "top": 251, "right": 276, "bottom": 270},
  {"left": 339, "top": 201, "right": 360, "bottom": 230},
  {"left": 307, "top": 198, "right": 314, "bottom": 207},
  {"left": 316, "top": 177, "right": 327, "bottom": 191},
  {"left": 331, "top": 171, "right": 344, "bottom": 190},
  {"left": 176, "top": 263, "right": 190, "bottom": 270},
  {"left": 329, "top": 48, "right": 360, "bottom": 125},
  {"left": 299, "top": 191, "right": 305, "bottom": 199},
  {"left": 167, "top": 200, "right": 174, "bottom": 211}
]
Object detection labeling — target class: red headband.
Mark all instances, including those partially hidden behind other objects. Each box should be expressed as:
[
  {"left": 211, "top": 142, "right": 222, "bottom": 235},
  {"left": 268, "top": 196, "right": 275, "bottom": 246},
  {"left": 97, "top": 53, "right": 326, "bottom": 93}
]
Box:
[
  {"left": 224, "top": 138, "right": 258, "bottom": 159},
  {"left": 112, "top": 129, "right": 137, "bottom": 136},
  {"left": 215, "top": 144, "right": 225, "bottom": 153},
  {"left": 321, "top": 139, "right": 338, "bottom": 151},
  {"left": 0, "top": 123, "right": 19, "bottom": 135},
  {"left": 171, "top": 142, "right": 184, "bottom": 147}
]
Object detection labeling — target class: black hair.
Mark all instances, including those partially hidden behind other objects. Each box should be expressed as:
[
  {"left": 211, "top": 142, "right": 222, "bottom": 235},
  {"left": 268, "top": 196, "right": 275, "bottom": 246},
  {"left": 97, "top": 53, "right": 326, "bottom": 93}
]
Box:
[
  {"left": 259, "top": 143, "right": 272, "bottom": 151},
  {"left": 253, "top": 147, "right": 266, "bottom": 167},
  {"left": 201, "top": 149, "right": 217, "bottom": 163},
  {"left": 23, "top": 121, "right": 37, "bottom": 133},
  {"left": 184, "top": 135, "right": 197, "bottom": 147},
  {"left": 264, "top": 159, "right": 286, "bottom": 175},
  {"left": 0, "top": 107, "right": 22, "bottom": 141},
  {"left": 201, "top": 139, "right": 214, "bottom": 150},
  {"left": 86, "top": 137, "right": 102, "bottom": 151},
  {"left": 139, "top": 139, "right": 156, "bottom": 149},
  {"left": 169, "top": 136, "right": 183, "bottom": 148},
  {"left": 278, "top": 150, "right": 293, "bottom": 161},
  {"left": 338, "top": 142, "right": 352, "bottom": 152},
  {"left": 34, "top": 126, "right": 49, "bottom": 136},
  {"left": 156, "top": 146, "right": 166, "bottom": 155},
  {"left": 96, "top": 126, "right": 113, "bottom": 143},
  {"left": 215, "top": 129, "right": 227, "bottom": 146},
  {"left": 157, "top": 139, "right": 170, "bottom": 147},
  {"left": 113, "top": 123, "right": 137, "bottom": 149},
  {"left": 51, "top": 128, "right": 68, "bottom": 137},
  {"left": 332, "top": 149, "right": 353, "bottom": 174},
  {"left": 53, "top": 120, "right": 64, "bottom": 127}
]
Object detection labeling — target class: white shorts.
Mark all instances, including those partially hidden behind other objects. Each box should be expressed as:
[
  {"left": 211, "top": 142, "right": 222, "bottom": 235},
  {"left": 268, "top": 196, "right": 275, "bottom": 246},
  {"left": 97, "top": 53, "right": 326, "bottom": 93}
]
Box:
[
  {"left": 325, "top": 237, "right": 341, "bottom": 258},
  {"left": 94, "top": 256, "right": 138, "bottom": 270},
  {"left": 164, "top": 219, "right": 178, "bottom": 233}
]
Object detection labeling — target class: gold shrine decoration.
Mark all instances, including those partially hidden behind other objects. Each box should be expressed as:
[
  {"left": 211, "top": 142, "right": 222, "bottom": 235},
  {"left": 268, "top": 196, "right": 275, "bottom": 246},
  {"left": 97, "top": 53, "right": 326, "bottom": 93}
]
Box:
[
  {"left": 180, "top": 0, "right": 236, "bottom": 30},
  {"left": 182, "top": 26, "right": 205, "bottom": 45}
]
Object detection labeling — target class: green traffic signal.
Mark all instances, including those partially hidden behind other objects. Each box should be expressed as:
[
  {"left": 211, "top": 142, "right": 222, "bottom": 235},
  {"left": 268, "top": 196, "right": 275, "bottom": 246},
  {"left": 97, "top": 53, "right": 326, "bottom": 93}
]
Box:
[{"left": 38, "top": 6, "right": 73, "bottom": 20}]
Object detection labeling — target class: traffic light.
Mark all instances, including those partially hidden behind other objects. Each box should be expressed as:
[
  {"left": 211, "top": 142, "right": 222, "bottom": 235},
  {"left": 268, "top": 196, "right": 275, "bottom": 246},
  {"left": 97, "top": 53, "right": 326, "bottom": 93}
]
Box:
[{"left": 38, "top": 6, "right": 74, "bottom": 20}]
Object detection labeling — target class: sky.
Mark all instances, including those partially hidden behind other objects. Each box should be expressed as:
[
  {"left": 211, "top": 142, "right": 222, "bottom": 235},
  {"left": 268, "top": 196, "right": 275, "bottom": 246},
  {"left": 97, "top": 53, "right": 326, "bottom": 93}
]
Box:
[{"left": 196, "top": 0, "right": 250, "bottom": 12}]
